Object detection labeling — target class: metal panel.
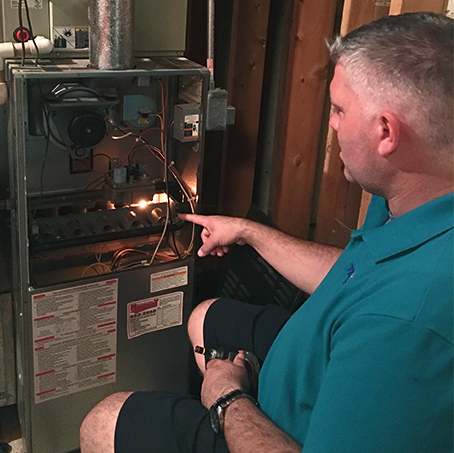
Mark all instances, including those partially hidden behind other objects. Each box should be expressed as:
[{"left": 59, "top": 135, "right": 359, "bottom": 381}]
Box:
[
  {"left": 0, "top": 293, "right": 16, "bottom": 407},
  {"left": 1, "top": 0, "right": 188, "bottom": 55},
  {"left": 133, "top": 0, "right": 188, "bottom": 54},
  {"left": 1, "top": 0, "right": 49, "bottom": 43},
  {"left": 27, "top": 261, "right": 194, "bottom": 453}
]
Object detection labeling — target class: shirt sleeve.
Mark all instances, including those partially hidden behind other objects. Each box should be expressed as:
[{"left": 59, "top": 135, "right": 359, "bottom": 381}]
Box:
[{"left": 301, "top": 314, "right": 453, "bottom": 453}]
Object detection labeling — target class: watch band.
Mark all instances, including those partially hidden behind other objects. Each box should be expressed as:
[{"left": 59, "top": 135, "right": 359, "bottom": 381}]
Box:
[{"left": 209, "top": 389, "right": 258, "bottom": 434}]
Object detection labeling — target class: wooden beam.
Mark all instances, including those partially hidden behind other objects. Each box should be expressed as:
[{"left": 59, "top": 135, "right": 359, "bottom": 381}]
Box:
[
  {"left": 267, "top": 0, "right": 338, "bottom": 239},
  {"left": 357, "top": 191, "right": 372, "bottom": 228},
  {"left": 315, "top": 0, "right": 376, "bottom": 246},
  {"left": 389, "top": 0, "right": 448, "bottom": 14},
  {"left": 341, "top": 0, "right": 376, "bottom": 34},
  {"left": 218, "top": 0, "right": 271, "bottom": 218}
]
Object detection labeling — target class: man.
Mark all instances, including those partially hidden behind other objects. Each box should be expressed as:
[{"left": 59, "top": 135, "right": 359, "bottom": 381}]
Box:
[{"left": 80, "top": 12, "right": 453, "bottom": 452}]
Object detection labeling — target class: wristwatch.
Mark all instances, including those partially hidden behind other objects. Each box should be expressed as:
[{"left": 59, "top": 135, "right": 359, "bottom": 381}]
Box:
[{"left": 209, "top": 389, "right": 258, "bottom": 434}]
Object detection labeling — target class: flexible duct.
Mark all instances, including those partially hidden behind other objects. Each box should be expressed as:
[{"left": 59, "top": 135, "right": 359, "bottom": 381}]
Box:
[
  {"left": 89, "top": 0, "right": 135, "bottom": 70},
  {"left": 207, "top": 0, "right": 215, "bottom": 86}
]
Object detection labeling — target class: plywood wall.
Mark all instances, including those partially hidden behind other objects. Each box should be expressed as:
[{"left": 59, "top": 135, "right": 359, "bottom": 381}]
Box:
[{"left": 206, "top": 0, "right": 449, "bottom": 243}]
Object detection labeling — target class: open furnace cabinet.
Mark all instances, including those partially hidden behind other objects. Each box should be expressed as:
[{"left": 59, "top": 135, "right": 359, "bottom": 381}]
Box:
[{"left": 6, "top": 57, "right": 209, "bottom": 453}]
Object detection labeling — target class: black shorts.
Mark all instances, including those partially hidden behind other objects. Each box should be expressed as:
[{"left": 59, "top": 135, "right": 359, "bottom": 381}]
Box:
[
  {"left": 114, "top": 298, "right": 291, "bottom": 453},
  {"left": 203, "top": 298, "right": 292, "bottom": 366}
]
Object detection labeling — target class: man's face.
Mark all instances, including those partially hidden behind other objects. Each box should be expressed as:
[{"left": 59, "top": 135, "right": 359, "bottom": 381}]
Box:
[{"left": 329, "top": 64, "right": 377, "bottom": 189}]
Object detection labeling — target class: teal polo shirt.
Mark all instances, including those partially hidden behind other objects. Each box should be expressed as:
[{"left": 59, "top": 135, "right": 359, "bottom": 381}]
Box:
[{"left": 258, "top": 193, "right": 454, "bottom": 452}]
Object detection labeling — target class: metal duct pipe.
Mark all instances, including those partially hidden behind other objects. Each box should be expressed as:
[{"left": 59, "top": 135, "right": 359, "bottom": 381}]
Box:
[
  {"left": 207, "top": 0, "right": 215, "bottom": 86},
  {"left": 89, "top": 0, "right": 135, "bottom": 70}
]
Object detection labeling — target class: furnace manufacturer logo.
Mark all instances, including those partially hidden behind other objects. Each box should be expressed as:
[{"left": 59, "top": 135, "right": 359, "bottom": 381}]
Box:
[
  {"left": 127, "top": 292, "right": 183, "bottom": 339},
  {"left": 130, "top": 308, "right": 157, "bottom": 318}
]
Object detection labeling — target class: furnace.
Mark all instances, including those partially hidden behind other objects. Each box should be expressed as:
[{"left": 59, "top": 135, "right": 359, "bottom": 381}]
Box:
[{"left": 5, "top": 54, "right": 209, "bottom": 453}]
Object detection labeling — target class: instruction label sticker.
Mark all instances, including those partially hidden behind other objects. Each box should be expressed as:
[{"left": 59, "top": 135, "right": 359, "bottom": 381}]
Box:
[
  {"left": 32, "top": 279, "right": 118, "bottom": 404},
  {"left": 127, "top": 292, "right": 183, "bottom": 339},
  {"left": 150, "top": 266, "right": 188, "bottom": 293}
]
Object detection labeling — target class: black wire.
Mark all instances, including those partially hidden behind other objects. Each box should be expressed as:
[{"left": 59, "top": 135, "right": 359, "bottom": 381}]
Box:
[
  {"left": 41, "top": 108, "right": 67, "bottom": 148},
  {"left": 48, "top": 127, "right": 66, "bottom": 148},
  {"left": 93, "top": 153, "right": 112, "bottom": 161},
  {"left": 34, "top": 121, "right": 50, "bottom": 219},
  {"left": 23, "top": 0, "right": 39, "bottom": 65},
  {"left": 129, "top": 143, "right": 163, "bottom": 167},
  {"left": 115, "top": 126, "right": 130, "bottom": 135},
  {"left": 161, "top": 105, "right": 175, "bottom": 258},
  {"left": 18, "top": 0, "right": 26, "bottom": 66},
  {"left": 171, "top": 231, "right": 181, "bottom": 259},
  {"left": 31, "top": 80, "right": 51, "bottom": 221}
]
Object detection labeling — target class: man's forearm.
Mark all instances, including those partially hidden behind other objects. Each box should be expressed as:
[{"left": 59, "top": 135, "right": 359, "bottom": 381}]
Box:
[
  {"left": 179, "top": 212, "right": 342, "bottom": 294},
  {"left": 224, "top": 398, "right": 302, "bottom": 453},
  {"left": 241, "top": 220, "right": 342, "bottom": 294}
]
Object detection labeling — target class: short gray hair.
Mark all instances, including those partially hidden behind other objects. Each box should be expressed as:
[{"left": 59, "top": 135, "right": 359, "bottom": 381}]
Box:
[{"left": 329, "top": 12, "right": 453, "bottom": 150}]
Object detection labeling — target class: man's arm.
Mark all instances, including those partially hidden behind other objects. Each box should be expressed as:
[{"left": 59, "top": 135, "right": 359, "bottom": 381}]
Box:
[
  {"left": 179, "top": 213, "right": 342, "bottom": 295},
  {"left": 201, "top": 354, "right": 302, "bottom": 453},
  {"left": 224, "top": 398, "right": 302, "bottom": 453}
]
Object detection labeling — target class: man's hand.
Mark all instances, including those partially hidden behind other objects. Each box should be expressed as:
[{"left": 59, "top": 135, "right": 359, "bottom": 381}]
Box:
[
  {"left": 201, "top": 353, "right": 250, "bottom": 409},
  {"left": 203, "top": 353, "right": 303, "bottom": 453},
  {"left": 180, "top": 212, "right": 342, "bottom": 295},
  {"left": 178, "top": 214, "right": 248, "bottom": 258}
]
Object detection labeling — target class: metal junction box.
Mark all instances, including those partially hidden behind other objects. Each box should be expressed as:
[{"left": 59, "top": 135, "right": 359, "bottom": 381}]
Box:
[{"left": 6, "top": 57, "right": 209, "bottom": 453}]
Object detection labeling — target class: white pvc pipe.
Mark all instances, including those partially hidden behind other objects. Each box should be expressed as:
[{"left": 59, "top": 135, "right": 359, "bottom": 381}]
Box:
[{"left": 0, "top": 36, "right": 53, "bottom": 104}]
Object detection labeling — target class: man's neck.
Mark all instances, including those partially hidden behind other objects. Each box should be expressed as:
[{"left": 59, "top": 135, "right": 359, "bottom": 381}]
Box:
[{"left": 387, "top": 175, "right": 454, "bottom": 217}]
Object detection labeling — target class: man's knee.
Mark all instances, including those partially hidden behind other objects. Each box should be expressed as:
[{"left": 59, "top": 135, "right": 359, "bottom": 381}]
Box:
[
  {"left": 187, "top": 298, "right": 218, "bottom": 345},
  {"left": 188, "top": 298, "right": 219, "bottom": 374},
  {"left": 80, "top": 391, "right": 133, "bottom": 453}
]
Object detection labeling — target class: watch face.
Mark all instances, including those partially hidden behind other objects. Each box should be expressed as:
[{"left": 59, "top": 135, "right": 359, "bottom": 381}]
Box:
[{"left": 210, "top": 405, "right": 221, "bottom": 434}]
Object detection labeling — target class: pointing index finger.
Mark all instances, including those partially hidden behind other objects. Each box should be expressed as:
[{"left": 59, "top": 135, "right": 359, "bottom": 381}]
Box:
[{"left": 178, "top": 213, "right": 209, "bottom": 227}]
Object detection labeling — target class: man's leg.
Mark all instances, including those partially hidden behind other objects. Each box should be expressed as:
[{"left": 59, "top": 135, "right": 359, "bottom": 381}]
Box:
[
  {"left": 189, "top": 298, "right": 292, "bottom": 372},
  {"left": 81, "top": 390, "right": 229, "bottom": 453},
  {"left": 80, "top": 299, "right": 290, "bottom": 452},
  {"left": 80, "top": 391, "right": 132, "bottom": 453},
  {"left": 188, "top": 298, "right": 218, "bottom": 374}
]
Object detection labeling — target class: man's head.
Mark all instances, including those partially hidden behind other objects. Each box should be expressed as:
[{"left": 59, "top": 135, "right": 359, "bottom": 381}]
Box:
[{"left": 329, "top": 12, "right": 453, "bottom": 152}]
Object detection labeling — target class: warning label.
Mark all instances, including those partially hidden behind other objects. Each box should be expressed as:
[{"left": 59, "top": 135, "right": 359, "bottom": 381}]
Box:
[
  {"left": 52, "top": 26, "right": 89, "bottom": 49},
  {"left": 150, "top": 266, "right": 188, "bottom": 293},
  {"left": 127, "top": 292, "right": 183, "bottom": 339},
  {"left": 184, "top": 114, "right": 199, "bottom": 139},
  {"left": 32, "top": 279, "right": 118, "bottom": 404}
]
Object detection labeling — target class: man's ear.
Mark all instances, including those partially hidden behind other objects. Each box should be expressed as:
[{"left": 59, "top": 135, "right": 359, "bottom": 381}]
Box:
[{"left": 376, "top": 111, "right": 400, "bottom": 157}]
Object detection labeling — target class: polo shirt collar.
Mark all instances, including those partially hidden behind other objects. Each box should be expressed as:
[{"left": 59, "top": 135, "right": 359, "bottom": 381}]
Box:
[{"left": 351, "top": 192, "right": 454, "bottom": 263}]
